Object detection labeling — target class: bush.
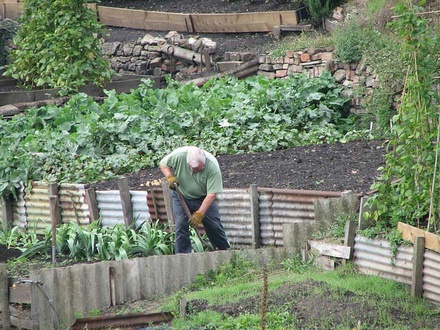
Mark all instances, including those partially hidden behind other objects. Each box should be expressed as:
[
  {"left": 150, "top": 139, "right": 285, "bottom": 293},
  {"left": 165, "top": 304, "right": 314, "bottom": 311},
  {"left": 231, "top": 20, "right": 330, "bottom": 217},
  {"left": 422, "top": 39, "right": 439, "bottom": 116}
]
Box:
[
  {"left": 332, "top": 21, "right": 366, "bottom": 63},
  {"left": 3, "top": 0, "right": 113, "bottom": 95}
]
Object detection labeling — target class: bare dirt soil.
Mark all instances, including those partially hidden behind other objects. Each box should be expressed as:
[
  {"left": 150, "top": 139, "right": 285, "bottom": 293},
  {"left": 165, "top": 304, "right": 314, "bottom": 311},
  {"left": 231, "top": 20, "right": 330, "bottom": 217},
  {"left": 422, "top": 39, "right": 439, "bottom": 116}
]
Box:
[{"left": 91, "top": 139, "right": 387, "bottom": 194}]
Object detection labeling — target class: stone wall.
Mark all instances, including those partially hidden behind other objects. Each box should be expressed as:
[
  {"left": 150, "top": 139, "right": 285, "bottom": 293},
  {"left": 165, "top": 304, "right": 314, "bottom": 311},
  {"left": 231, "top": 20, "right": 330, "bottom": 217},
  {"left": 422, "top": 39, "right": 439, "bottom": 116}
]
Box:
[
  {"left": 103, "top": 33, "right": 380, "bottom": 113},
  {"left": 257, "top": 48, "right": 380, "bottom": 113}
]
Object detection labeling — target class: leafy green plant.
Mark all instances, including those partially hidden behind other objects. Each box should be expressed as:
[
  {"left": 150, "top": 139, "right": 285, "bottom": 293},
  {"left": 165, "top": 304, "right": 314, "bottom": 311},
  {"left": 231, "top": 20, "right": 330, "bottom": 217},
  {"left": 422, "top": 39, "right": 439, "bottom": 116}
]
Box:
[
  {"left": 332, "top": 20, "right": 367, "bottom": 63},
  {"left": 312, "top": 212, "right": 357, "bottom": 241},
  {"left": 364, "top": 2, "right": 440, "bottom": 233},
  {"left": 128, "top": 220, "right": 175, "bottom": 256},
  {"left": 303, "top": 0, "right": 335, "bottom": 25},
  {"left": 16, "top": 220, "right": 180, "bottom": 263},
  {"left": 0, "top": 73, "right": 366, "bottom": 198},
  {"left": 281, "top": 253, "right": 315, "bottom": 274},
  {"left": 3, "top": 0, "right": 113, "bottom": 95}
]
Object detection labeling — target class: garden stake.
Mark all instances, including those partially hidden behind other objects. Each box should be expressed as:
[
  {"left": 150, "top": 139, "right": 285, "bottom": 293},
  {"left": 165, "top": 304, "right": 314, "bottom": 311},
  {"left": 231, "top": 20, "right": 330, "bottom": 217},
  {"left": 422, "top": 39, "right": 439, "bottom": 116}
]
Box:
[{"left": 173, "top": 183, "right": 213, "bottom": 251}]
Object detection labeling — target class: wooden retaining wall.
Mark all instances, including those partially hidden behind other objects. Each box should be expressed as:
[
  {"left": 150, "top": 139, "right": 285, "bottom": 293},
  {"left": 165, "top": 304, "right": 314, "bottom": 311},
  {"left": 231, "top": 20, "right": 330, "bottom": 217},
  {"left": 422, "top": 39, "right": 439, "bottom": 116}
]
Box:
[{"left": 0, "top": 1, "right": 298, "bottom": 33}]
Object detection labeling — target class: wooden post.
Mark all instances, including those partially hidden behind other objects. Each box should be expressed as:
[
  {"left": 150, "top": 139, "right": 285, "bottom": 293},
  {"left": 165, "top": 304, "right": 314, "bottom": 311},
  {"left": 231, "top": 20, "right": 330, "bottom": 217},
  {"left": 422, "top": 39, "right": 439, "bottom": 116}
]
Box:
[
  {"left": 411, "top": 236, "right": 425, "bottom": 298},
  {"left": 118, "top": 178, "right": 133, "bottom": 228},
  {"left": 204, "top": 48, "right": 212, "bottom": 70},
  {"left": 250, "top": 184, "right": 261, "bottom": 248},
  {"left": 1, "top": 194, "right": 14, "bottom": 231},
  {"left": 357, "top": 196, "right": 364, "bottom": 230},
  {"left": 344, "top": 220, "right": 356, "bottom": 259},
  {"left": 49, "top": 195, "right": 58, "bottom": 266},
  {"left": 0, "top": 264, "right": 11, "bottom": 329},
  {"left": 48, "top": 183, "right": 61, "bottom": 225},
  {"left": 161, "top": 178, "right": 174, "bottom": 224},
  {"left": 179, "top": 298, "right": 187, "bottom": 318},
  {"left": 84, "top": 188, "right": 100, "bottom": 223}
]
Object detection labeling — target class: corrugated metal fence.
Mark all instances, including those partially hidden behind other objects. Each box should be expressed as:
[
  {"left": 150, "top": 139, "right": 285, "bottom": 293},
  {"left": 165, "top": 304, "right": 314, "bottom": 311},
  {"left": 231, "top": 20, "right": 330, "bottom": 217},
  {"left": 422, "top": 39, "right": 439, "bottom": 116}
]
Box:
[
  {"left": 354, "top": 236, "right": 440, "bottom": 304},
  {"left": 6, "top": 182, "right": 344, "bottom": 248},
  {"left": 2, "top": 181, "right": 440, "bottom": 329},
  {"left": 23, "top": 235, "right": 440, "bottom": 329}
]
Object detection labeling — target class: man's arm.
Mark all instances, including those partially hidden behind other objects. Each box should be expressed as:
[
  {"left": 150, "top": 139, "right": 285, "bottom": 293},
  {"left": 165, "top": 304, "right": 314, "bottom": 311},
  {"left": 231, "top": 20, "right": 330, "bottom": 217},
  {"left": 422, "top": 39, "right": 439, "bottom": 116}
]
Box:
[
  {"left": 160, "top": 163, "right": 173, "bottom": 177},
  {"left": 198, "top": 193, "right": 216, "bottom": 215}
]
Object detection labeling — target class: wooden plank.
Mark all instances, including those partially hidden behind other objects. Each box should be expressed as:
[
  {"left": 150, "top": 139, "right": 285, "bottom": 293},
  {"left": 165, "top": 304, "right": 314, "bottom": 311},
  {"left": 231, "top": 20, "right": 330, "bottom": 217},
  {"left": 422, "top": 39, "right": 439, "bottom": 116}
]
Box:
[
  {"left": 191, "top": 11, "right": 298, "bottom": 33},
  {"left": 250, "top": 184, "right": 261, "bottom": 249},
  {"left": 161, "top": 178, "right": 174, "bottom": 224},
  {"left": 85, "top": 188, "right": 99, "bottom": 222},
  {"left": 397, "top": 222, "right": 440, "bottom": 253},
  {"left": 0, "top": 76, "right": 151, "bottom": 107},
  {"left": 97, "top": 6, "right": 190, "bottom": 32},
  {"left": 1, "top": 194, "right": 14, "bottom": 230},
  {"left": 309, "top": 240, "right": 352, "bottom": 259}
]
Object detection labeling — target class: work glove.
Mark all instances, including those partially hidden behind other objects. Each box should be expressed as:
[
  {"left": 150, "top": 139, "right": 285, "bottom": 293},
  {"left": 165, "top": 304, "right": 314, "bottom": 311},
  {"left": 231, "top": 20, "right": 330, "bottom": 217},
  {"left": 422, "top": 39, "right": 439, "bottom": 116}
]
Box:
[
  {"left": 189, "top": 211, "right": 204, "bottom": 228},
  {"left": 166, "top": 175, "right": 179, "bottom": 190}
]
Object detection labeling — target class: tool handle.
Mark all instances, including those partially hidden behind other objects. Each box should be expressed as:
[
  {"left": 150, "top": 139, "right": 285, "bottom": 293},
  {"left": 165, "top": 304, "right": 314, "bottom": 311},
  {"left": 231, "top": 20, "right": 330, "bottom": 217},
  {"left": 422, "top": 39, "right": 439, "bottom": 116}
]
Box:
[
  {"left": 173, "top": 183, "right": 192, "bottom": 219},
  {"left": 172, "top": 182, "right": 213, "bottom": 251}
]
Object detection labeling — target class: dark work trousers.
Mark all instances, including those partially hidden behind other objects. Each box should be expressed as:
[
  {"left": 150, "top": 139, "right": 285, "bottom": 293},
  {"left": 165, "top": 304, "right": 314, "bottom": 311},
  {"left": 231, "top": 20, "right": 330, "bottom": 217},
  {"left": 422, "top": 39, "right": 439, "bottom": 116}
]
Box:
[{"left": 171, "top": 191, "right": 230, "bottom": 254}]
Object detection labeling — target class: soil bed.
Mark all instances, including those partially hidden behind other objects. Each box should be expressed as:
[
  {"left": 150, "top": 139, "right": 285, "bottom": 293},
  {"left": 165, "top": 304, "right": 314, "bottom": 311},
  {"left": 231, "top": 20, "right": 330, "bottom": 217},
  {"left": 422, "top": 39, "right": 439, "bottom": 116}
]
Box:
[{"left": 91, "top": 139, "right": 387, "bottom": 194}]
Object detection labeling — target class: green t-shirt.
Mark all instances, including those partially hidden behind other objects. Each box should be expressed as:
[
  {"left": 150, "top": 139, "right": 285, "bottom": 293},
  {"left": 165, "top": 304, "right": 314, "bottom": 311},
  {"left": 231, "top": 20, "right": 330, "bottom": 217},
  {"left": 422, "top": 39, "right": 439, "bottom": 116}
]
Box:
[{"left": 160, "top": 147, "right": 223, "bottom": 199}]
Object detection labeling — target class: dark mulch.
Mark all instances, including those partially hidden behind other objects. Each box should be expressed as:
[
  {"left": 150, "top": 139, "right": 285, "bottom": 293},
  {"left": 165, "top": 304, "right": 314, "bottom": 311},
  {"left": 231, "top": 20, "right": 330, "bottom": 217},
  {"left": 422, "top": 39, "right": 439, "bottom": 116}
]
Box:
[
  {"left": 90, "top": 139, "right": 387, "bottom": 195},
  {"left": 0, "top": 244, "right": 22, "bottom": 262},
  {"left": 98, "top": 0, "right": 300, "bottom": 14}
]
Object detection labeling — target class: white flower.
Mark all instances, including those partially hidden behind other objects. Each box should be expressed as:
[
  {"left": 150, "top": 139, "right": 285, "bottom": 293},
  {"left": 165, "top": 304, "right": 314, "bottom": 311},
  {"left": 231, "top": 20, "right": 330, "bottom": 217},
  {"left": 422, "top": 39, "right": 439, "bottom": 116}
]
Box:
[{"left": 219, "top": 119, "right": 233, "bottom": 127}]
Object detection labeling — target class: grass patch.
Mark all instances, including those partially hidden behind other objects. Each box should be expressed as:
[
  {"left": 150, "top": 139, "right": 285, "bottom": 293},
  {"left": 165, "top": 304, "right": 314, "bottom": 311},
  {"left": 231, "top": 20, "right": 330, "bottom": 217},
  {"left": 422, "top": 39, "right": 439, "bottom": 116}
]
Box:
[
  {"left": 269, "top": 31, "right": 334, "bottom": 58},
  {"left": 165, "top": 258, "right": 440, "bottom": 329}
]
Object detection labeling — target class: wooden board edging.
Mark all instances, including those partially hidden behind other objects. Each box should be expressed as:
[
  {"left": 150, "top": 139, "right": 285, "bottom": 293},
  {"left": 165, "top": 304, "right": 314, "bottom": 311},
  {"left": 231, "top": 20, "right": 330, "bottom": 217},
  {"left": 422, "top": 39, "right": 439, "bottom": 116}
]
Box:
[
  {"left": 308, "top": 240, "right": 352, "bottom": 259},
  {"left": 397, "top": 222, "right": 440, "bottom": 253},
  {"left": 97, "top": 6, "right": 298, "bottom": 33}
]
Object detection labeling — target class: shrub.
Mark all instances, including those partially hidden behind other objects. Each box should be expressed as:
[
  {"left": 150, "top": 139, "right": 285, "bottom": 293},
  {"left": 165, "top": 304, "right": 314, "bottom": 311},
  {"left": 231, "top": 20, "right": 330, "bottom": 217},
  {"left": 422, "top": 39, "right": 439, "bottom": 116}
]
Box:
[
  {"left": 3, "top": 0, "right": 113, "bottom": 95},
  {"left": 332, "top": 20, "right": 366, "bottom": 63}
]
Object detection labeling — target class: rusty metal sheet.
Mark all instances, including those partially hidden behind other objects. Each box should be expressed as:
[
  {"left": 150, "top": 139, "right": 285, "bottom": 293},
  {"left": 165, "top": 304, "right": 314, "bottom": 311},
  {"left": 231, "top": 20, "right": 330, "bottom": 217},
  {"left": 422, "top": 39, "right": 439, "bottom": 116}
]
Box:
[
  {"left": 259, "top": 189, "right": 329, "bottom": 247},
  {"left": 146, "top": 187, "right": 168, "bottom": 223},
  {"left": 59, "top": 184, "right": 90, "bottom": 225},
  {"left": 71, "top": 311, "right": 173, "bottom": 329}
]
